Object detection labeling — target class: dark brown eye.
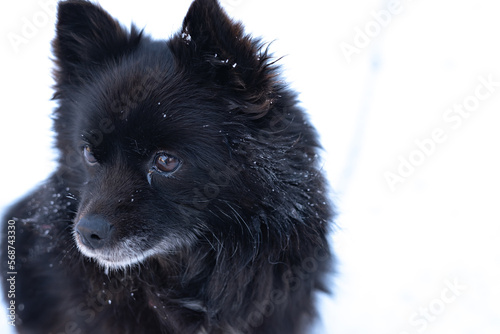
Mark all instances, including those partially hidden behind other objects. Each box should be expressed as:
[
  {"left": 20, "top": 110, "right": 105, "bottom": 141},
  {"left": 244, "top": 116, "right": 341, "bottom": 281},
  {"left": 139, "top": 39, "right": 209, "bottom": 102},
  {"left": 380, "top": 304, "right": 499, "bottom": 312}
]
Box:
[
  {"left": 83, "top": 145, "right": 97, "bottom": 165},
  {"left": 153, "top": 153, "right": 181, "bottom": 174}
]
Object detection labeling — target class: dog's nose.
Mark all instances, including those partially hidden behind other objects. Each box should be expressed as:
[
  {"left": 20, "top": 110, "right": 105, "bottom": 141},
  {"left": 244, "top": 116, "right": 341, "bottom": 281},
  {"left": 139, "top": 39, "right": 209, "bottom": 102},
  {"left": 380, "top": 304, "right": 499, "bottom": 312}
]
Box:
[{"left": 76, "top": 215, "right": 113, "bottom": 249}]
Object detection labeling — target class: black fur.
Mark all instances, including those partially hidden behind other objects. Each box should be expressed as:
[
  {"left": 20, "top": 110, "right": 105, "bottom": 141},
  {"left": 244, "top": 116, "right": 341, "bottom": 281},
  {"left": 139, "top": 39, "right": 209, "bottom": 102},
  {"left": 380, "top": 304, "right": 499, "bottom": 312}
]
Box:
[{"left": 2, "top": 1, "right": 334, "bottom": 333}]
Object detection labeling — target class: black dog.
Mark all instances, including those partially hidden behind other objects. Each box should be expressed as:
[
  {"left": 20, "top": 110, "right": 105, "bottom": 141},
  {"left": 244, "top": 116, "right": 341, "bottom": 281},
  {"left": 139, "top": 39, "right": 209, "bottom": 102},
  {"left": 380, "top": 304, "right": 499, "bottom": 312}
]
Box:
[{"left": 2, "top": 0, "right": 333, "bottom": 333}]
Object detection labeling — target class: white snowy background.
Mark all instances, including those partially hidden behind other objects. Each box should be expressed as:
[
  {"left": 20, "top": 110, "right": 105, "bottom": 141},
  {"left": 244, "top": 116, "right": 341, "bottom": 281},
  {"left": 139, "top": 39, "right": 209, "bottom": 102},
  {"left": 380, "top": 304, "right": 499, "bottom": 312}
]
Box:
[{"left": 1, "top": 0, "right": 500, "bottom": 333}]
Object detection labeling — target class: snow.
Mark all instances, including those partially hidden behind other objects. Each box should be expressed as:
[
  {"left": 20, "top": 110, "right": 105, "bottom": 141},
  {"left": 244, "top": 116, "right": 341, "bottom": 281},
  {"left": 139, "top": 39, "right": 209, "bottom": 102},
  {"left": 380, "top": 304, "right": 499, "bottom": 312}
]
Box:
[{"left": 1, "top": 0, "right": 499, "bottom": 333}]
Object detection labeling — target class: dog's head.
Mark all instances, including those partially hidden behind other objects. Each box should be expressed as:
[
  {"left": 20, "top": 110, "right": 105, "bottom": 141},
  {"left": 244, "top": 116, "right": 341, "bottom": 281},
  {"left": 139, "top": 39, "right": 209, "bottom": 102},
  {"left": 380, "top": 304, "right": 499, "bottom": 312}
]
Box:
[{"left": 52, "top": 0, "right": 325, "bottom": 271}]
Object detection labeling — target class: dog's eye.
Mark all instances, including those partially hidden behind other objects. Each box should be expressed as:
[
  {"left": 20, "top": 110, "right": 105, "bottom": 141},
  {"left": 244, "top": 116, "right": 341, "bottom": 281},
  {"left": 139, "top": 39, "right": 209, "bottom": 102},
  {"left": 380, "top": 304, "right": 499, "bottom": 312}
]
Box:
[
  {"left": 83, "top": 145, "right": 97, "bottom": 165},
  {"left": 153, "top": 153, "right": 181, "bottom": 174}
]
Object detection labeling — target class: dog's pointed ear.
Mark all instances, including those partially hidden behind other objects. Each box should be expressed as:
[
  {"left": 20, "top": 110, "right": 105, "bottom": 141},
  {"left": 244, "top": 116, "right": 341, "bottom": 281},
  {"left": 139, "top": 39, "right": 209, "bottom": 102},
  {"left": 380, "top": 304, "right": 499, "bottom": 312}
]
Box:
[
  {"left": 52, "top": 0, "right": 141, "bottom": 84},
  {"left": 170, "top": 0, "right": 278, "bottom": 118}
]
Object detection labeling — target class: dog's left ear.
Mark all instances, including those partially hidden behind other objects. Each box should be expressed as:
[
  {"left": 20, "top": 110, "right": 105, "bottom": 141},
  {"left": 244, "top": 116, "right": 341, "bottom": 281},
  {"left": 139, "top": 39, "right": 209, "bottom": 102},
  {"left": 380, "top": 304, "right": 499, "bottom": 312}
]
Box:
[
  {"left": 53, "top": 0, "right": 142, "bottom": 86},
  {"left": 170, "top": 0, "right": 278, "bottom": 117}
]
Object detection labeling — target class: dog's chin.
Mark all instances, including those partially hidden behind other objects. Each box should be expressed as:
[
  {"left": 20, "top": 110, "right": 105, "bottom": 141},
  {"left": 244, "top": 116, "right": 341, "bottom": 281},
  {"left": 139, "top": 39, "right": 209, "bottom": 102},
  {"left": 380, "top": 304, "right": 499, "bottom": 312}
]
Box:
[
  {"left": 74, "top": 234, "right": 176, "bottom": 273},
  {"left": 77, "top": 244, "right": 158, "bottom": 273}
]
